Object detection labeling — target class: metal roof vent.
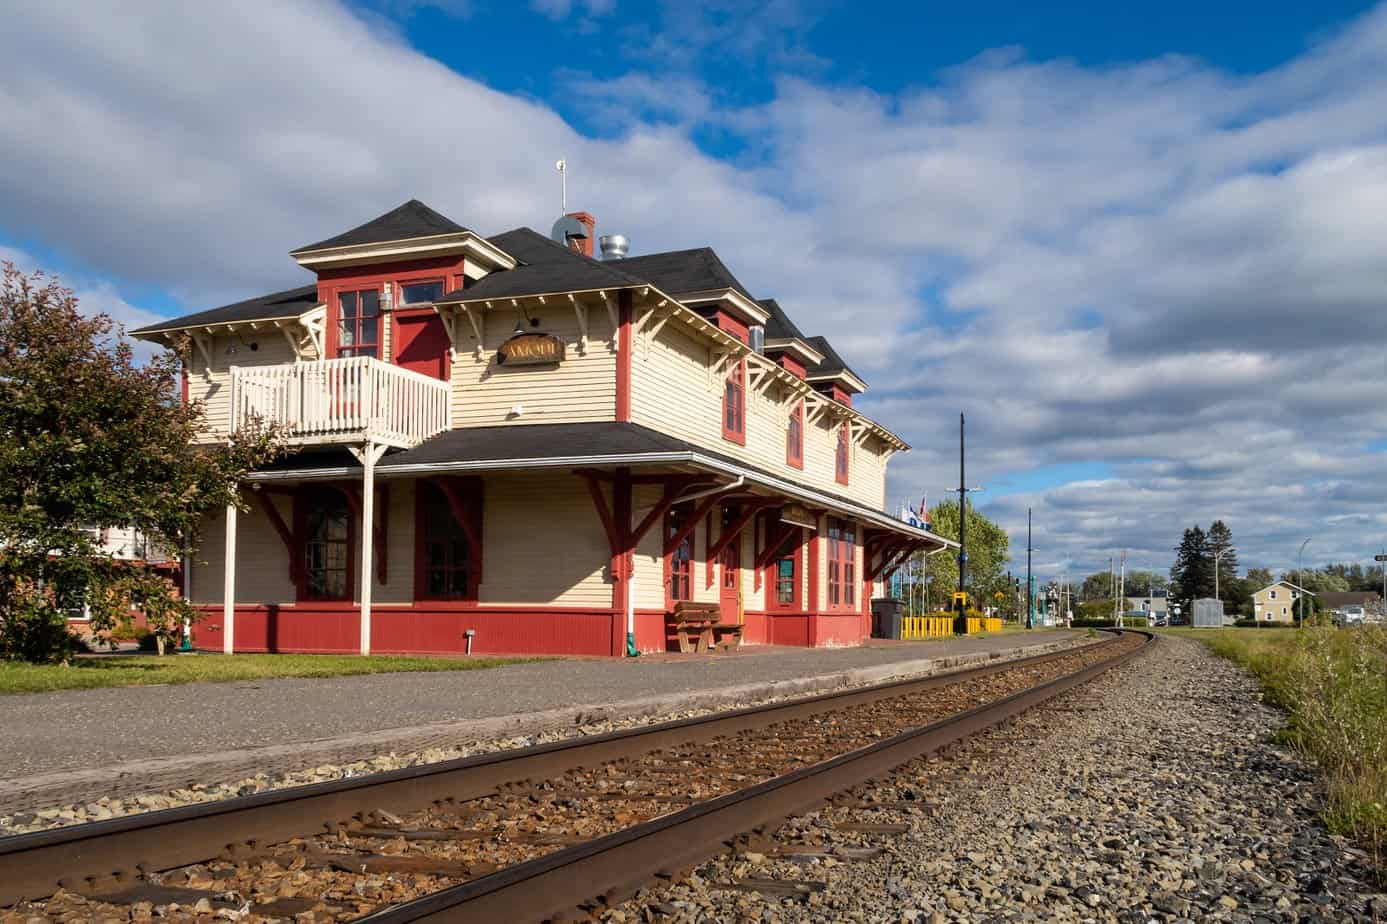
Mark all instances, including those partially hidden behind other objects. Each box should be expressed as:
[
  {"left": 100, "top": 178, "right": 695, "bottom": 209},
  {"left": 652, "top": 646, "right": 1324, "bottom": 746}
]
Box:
[
  {"left": 599, "top": 234, "right": 629, "bottom": 260},
  {"left": 749, "top": 324, "right": 765, "bottom": 354}
]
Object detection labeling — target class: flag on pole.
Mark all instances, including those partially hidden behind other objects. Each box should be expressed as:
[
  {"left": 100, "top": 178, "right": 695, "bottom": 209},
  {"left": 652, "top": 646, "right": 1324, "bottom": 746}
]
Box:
[{"left": 918, "top": 494, "right": 929, "bottom": 525}]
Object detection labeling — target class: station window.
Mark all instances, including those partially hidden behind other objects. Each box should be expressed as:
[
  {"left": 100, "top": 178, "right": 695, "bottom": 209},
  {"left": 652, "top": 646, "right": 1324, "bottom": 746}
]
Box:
[
  {"left": 826, "top": 517, "right": 857, "bottom": 608},
  {"left": 835, "top": 423, "right": 850, "bottom": 485},
  {"left": 722, "top": 359, "right": 746, "bottom": 445},
  {"left": 786, "top": 401, "right": 804, "bottom": 469},
  {"left": 418, "top": 483, "right": 475, "bottom": 600},
  {"left": 336, "top": 288, "right": 381, "bottom": 359},
  {"left": 300, "top": 490, "right": 351, "bottom": 601}
]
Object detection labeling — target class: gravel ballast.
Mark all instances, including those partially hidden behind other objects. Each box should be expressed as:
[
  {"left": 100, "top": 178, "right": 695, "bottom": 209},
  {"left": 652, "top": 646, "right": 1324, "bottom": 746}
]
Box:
[{"left": 616, "top": 634, "right": 1386, "bottom": 923}]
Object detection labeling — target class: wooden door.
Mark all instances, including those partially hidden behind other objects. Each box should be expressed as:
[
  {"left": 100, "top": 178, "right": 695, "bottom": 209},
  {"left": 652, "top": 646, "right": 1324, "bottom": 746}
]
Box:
[
  {"left": 719, "top": 508, "right": 741, "bottom": 623},
  {"left": 393, "top": 312, "right": 451, "bottom": 380}
]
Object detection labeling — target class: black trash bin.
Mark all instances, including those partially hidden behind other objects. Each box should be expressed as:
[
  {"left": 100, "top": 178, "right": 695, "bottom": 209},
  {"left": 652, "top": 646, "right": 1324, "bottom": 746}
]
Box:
[{"left": 871, "top": 597, "right": 905, "bottom": 639}]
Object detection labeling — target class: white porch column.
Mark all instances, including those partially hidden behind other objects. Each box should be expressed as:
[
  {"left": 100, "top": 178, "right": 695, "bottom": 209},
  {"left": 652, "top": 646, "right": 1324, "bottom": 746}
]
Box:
[
  {"left": 352, "top": 442, "right": 388, "bottom": 656},
  {"left": 223, "top": 503, "right": 237, "bottom": 655}
]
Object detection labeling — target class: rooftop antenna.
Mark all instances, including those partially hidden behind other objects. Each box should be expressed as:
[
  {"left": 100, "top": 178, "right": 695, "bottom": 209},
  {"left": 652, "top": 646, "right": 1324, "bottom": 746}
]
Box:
[{"left": 555, "top": 159, "right": 567, "bottom": 212}]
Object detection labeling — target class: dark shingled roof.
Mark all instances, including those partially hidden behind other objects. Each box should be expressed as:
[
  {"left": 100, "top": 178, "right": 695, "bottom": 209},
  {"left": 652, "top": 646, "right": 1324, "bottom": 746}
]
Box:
[
  {"left": 131, "top": 284, "right": 319, "bottom": 335},
  {"left": 804, "top": 335, "right": 861, "bottom": 382},
  {"left": 610, "top": 247, "right": 752, "bottom": 299},
  {"left": 437, "top": 227, "right": 645, "bottom": 302},
  {"left": 759, "top": 298, "right": 807, "bottom": 342},
  {"left": 292, "top": 199, "right": 469, "bottom": 254},
  {"left": 1320, "top": 591, "right": 1381, "bottom": 608},
  {"left": 251, "top": 421, "right": 916, "bottom": 525}
]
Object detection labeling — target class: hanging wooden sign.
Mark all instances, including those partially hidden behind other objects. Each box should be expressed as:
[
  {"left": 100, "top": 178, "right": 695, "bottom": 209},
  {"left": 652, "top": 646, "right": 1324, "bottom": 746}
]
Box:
[
  {"left": 780, "top": 502, "right": 817, "bottom": 530},
  {"left": 497, "top": 332, "right": 566, "bottom": 366}
]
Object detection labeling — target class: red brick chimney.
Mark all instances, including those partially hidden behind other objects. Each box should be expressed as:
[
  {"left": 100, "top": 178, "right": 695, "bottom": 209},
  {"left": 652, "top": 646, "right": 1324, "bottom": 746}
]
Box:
[{"left": 564, "top": 211, "right": 595, "bottom": 257}]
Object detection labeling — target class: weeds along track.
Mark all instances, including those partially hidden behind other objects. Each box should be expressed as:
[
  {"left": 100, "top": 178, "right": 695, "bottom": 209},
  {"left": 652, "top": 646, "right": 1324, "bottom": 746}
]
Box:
[{"left": 0, "top": 631, "right": 1150, "bottom": 923}]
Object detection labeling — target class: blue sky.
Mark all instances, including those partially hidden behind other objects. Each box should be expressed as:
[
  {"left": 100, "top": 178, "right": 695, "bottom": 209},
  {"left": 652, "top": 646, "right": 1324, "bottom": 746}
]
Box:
[{"left": 2, "top": 0, "right": 1386, "bottom": 580}]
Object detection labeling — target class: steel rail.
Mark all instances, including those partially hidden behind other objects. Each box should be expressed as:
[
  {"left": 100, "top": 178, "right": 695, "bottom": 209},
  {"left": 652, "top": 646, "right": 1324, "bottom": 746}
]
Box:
[
  {"left": 359, "top": 630, "right": 1153, "bottom": 923},
  {"left": 0, "top": 632, "right": 1139, "bottom": 906}
]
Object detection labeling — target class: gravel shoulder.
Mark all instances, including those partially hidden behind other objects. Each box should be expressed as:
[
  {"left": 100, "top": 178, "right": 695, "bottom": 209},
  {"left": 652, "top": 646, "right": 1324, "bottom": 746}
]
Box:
[{"left": 617, "top": 634, "right": 1386, "bottom": 923}]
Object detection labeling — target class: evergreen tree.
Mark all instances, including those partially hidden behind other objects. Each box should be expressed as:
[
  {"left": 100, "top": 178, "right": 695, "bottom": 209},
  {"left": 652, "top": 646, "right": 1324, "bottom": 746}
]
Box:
[
  {"left": 1170, "top": 526, "right": 1213, "bottom": 606},
  {"left": 1207, "top": 520, "right": 1237, "bottom": 601}
]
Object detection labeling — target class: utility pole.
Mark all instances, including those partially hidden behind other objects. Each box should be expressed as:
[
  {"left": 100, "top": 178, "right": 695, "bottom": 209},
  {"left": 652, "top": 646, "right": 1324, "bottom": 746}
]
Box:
[
  {"left": 1026, "top": 507, "right": 1033, "bottom": 629},
  {"left": 955, "top": 412, "right": 968, "bottom": 635}
]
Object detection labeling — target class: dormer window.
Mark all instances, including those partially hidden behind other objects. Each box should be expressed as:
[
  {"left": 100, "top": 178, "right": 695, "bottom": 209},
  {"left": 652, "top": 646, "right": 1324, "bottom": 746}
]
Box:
[{"left": 400, "top": 280, "right": 445, "bottom": 306}]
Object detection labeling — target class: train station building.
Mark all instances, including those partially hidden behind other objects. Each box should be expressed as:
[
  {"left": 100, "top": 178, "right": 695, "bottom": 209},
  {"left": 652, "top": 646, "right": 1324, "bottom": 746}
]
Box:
[{"left": 133, "top": 200, "right": 954, "bottom": 657}]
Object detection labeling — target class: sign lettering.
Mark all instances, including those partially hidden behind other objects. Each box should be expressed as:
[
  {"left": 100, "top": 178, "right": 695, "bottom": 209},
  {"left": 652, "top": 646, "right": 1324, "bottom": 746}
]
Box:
[{"left": 497, "top": 332, "right": 566, "bottom": 366}]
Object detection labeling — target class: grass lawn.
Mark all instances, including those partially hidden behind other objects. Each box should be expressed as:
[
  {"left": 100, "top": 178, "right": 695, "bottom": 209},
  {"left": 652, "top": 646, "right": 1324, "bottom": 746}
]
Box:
[
  {"left": 1160, "top": 625, "right": 1386, "bottom": 873},
  {"left": 0, "top": 653, "right": 542, "bottom": 695}
]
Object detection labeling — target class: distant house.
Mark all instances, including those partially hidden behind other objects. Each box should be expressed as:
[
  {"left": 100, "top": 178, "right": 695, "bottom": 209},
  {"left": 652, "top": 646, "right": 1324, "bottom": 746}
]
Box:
[
  {"left": 1319, "top": 591, "right": 1382, "bottom": 616},
  {"left": 1251, "top": 581, "right": 1313, "bottom": 623},
  {"left": 1125, "top": 590, "right": 1168, "bottom": 619}
]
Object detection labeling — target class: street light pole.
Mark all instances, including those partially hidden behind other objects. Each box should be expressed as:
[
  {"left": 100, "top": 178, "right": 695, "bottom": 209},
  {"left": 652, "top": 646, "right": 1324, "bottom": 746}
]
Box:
[
  {"left": 1213, "top": 546, "right": 1236, "bottom": 603},
  {"left": 1297, "top": 537, "right": 1311, "bottom": 628},
  {"left": 955, "top": 412, "right": 968, "bottom": 635},
  {"left": 1025, "top": 508, "right": 1033, "bottom": 630}
]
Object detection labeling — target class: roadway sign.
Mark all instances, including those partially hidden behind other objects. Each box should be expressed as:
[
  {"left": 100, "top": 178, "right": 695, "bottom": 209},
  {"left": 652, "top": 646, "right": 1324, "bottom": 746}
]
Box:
[{"left": 1375, "top": 554, "right": 1387, "bottom": 562}]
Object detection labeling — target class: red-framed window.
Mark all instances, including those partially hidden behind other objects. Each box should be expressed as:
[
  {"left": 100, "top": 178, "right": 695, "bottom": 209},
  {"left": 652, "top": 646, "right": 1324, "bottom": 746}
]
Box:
[
  {"left": 786, "top": 401, "right": 804, "bottom": 469},
  {"left": 665, "top": 506, "right": 694, "bottom": 608},
  {"left": 722, "top": 358, "right": 746, "bottom": 445},
  {"left": 296, "top": 489, "right": 353, "bottom": 601},
  {"left": 835, "top": 423, "right": 850, "bottom": 485},
  {"left": 414, "top": 479, "right": 482, "bottom": 603},
  {"left": 766, "top": 525, "right": 802, "bottom": 612},
  {"left": 397, "top": 279, "right": 445, "bottom": 307},
  {"left": 336, "top": 288, "right": 381, "bottom": 359},
  {"left": 826, "top": 517, "right": 856, "bottom": 609}
]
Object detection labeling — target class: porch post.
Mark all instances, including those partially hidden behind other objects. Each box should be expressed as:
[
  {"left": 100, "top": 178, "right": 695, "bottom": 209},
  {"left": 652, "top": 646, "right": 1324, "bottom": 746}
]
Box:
[
  {"left": 223, "top": 502, "right": 237, "bottom": 655},
  {"left": 354, "top": 441, "right": 387, "bottom": 656}
]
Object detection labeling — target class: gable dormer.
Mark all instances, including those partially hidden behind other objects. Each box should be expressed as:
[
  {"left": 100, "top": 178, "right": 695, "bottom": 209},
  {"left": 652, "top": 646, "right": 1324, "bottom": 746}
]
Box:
[
  {"left": 292, "top": 200, "right": 517, "bottom": 363},
  {"left": 803, "top": 335, "right": 867, "bottom": 405}
]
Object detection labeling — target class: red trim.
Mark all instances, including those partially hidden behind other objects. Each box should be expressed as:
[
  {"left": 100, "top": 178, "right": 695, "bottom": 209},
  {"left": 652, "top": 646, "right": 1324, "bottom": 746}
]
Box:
[
  {"left": 786, "top": 400, "right": 804, "bottom": 469},
  {"left": 616, "top": 290, "right": 632, "bottom": 422},
  {"left": 777, "top": 354, "right": 806, "bottom": 379},
  {"left": 319, "top": 257, "right": 467, "bottom": 360},
  {"left": 824, "top": 516, "right": 858, "bottom": 613},
  {"left": 663, "top": 507, "right": 694, "bottom": 610},
  {"left": 714, "top": 311, "right": 749, "bottom": 343},
  {"left": 722, "top": 358, "right": 746, "bottom": 445}
]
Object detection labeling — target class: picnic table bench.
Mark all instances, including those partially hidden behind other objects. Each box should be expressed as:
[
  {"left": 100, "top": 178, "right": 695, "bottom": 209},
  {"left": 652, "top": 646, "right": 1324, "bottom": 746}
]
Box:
[{"left": 668, "top": 602, "right": 742, "bottom": 653}]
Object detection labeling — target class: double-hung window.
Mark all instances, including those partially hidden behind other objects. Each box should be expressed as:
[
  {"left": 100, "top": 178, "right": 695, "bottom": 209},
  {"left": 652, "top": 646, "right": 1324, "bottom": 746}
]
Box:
[
  {"left": 722, "top": 359, "right": 746, "bottom": 444},
  {"left": 786, "top": 401, "right": 804, "bottom": 468},
  {"left": 301, "top": 490, "right": 351, "bottom": 601},
  {"left": 826, "top": 517, "right": 856, "bottom": 608},
  {"left": 835, "top": 423, "right": 850, "bottom": 485},
  {"left": 337, "top": 288, "right": 381, "bottom": 359},
  {"left": 416, "top": 481, "right": 481, "bottom": 601}
]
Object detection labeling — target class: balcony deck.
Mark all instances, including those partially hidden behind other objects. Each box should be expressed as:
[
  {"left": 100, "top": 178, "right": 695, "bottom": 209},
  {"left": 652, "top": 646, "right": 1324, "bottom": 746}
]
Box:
[{"left": 230, "top": 356, "right": 450, "bottom": 449}]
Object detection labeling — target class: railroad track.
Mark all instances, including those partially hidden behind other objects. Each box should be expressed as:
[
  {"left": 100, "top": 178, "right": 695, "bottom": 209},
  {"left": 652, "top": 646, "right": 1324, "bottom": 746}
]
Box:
[{"left": 0, "top": 630, "right": 1151, "bottom": 922}]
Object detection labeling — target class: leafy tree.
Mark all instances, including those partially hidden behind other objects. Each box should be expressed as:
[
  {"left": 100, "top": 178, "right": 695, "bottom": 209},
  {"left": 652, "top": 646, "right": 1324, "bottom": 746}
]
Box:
[
  {"left": 0, "top": 265, "right": 281, "bottom": 662},
  {"left": 1245, "top": 567, "right": 1273, "bottom": 588},
  {"left": 923, "top": 500, "right": 1010, "bottom": 611}
]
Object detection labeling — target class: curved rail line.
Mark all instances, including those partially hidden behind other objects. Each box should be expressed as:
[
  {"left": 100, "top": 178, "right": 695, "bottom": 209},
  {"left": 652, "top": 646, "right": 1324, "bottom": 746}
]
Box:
[{"left": 0, "top": 630, "right": 1152, "bottom": 919}]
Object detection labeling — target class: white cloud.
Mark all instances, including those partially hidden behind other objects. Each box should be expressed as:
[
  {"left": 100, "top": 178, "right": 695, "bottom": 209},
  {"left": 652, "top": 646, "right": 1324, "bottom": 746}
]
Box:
[{"left": 2, "top": 0, "right": 1386, "bottom": 577}]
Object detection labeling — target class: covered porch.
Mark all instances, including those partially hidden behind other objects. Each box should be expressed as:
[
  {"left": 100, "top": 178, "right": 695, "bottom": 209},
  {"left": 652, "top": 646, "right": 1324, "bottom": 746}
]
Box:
[{"left": 190, "top": 423, "right": 952, "bottom": 657}]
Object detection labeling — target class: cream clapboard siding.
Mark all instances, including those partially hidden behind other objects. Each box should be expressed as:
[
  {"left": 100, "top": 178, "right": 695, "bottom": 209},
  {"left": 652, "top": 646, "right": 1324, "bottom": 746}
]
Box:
[
  {"left": 630, "top": 322, "right": 889, "bottom": 511},
  {"left": 479, "top": 473, "right": 612, "bottom": 607},
  {"left": 193, "top": 477, "right": 609, "bottom": 608},
  {"left": 450, "top": 303, "right": 617, "bottom": 427},
  {"left": 190, "top": 494, "right": 296, "bottom": 605},
  {"left": 186, "top": 332, "right": 312, "bottom": 438},
  {"left": 633, "top": 485, "right": 667, "bottom": 611}
]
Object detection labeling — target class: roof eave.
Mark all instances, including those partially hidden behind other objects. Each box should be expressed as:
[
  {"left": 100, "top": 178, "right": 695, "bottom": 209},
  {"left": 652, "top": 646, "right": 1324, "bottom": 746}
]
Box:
[
  {"left": 676, "top": 289, "right": 771, "bottom": 326},
  {"left": 764, "top": 337, "right": 826, "bottom": 366},
  {"left": 290, "top": 231, "right": 517, "bottom": 271},
  {"left": 807, "top": 369, "right": 869, "bottom": 394}
]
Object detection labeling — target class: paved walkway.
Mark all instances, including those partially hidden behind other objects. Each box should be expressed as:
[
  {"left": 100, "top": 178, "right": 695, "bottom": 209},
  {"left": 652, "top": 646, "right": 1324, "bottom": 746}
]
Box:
[{"left": 2, "top": 631, "right": 1083, "bottom": 814}]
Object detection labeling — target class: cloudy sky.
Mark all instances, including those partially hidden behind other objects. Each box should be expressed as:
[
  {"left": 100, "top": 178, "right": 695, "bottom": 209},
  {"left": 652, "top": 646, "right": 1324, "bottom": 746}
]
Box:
[{"left": 2, "top": 0, "right": 1385, "bottom": 581}]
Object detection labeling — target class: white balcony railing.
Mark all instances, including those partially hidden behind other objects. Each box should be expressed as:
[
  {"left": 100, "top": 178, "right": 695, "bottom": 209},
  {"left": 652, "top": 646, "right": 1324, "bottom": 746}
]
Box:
[{"left": 230, "top": 356, "right": 450, "bottom": 449}]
